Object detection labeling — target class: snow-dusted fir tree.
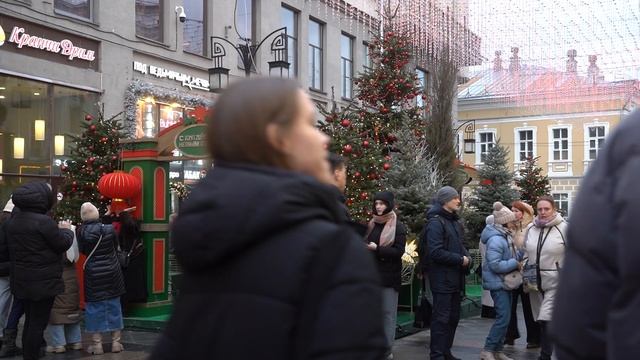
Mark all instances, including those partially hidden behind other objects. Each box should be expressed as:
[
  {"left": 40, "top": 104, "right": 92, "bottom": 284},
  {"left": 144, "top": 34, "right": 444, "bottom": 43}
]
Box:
[{"left": 385, "top": 127, "right": 443, "bottom": 235}]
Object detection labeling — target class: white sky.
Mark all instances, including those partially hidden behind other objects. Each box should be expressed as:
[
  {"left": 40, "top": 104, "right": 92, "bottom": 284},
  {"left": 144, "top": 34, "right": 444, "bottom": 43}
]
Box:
[{"left": 466, "top": 0, "right": 640, "bottom": 80}]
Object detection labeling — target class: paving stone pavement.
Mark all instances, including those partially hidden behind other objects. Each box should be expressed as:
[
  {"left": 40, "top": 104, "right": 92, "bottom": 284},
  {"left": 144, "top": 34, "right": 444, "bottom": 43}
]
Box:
[{"left": 4, "top": 305, "right": 544, "bottom": 359}]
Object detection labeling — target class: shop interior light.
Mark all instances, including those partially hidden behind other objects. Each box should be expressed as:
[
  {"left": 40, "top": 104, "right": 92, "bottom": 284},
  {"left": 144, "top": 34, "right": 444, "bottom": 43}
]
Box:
[
  {"left": 0, "top": 96, "right": 5, "bottom": 99},
  {"left": 34, "top": 120, "right": 45, "bottom": 141},
  {"left": 54, "top": 135, "right": 65, "bottom": 156},
  {"left": 13, "top": 137, "right": 24, "bottom": 159},
  {"left": 144, "top": 96, "right": 155, "bottom": 104},
  {"left": 170, "top": 103, "right": 180, "bottom": 108},
  {"left": 0, "top": 87, "right": 5, "bottom": 90},
  {"left": 33, "top": 92, "right": 40, "bottom": 96}
]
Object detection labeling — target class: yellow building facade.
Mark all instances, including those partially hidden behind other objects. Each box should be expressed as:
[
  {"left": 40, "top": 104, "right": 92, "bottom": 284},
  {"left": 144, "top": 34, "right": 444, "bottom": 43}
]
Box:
[{"left": 456, "top": 55, "right": 639, "bottom": 216}]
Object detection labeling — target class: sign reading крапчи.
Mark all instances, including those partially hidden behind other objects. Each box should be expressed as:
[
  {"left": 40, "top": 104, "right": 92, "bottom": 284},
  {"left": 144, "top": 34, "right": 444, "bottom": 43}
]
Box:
[{"left": 175, "top": 125, "right": 207, "bottom": 158}]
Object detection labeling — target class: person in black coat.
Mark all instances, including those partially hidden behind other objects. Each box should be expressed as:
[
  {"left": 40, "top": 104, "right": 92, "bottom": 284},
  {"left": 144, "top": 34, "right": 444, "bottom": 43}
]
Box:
[
  {"left": 551, "top": 109, "right": 640, "bottom": 360},
  {"left": 150, "top": 78, "right": 387, "bottom": 360},
  {"left": 6, "top": 182, "right": 73, "bottom": 360},
  {"left": 423, "top": 186, "right": 471, "bottom": 360},
  {"left": 78, "top": 202, "right": 125, "bottom": 355},
  {"left": 365, "top": 191, "right": 406, "bottom": 359}
]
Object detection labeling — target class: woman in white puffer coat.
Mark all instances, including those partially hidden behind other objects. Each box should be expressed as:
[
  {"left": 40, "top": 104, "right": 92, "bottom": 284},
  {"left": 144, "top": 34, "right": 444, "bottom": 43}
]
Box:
[{"left": 523, "top": 195, "right": 567, "bottom": 360}]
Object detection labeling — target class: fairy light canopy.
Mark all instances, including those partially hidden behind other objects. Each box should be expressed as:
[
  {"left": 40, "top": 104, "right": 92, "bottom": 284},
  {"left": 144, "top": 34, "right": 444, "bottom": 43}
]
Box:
[{"left": 459, "top": 0, "right": 640, "bottom": 109}]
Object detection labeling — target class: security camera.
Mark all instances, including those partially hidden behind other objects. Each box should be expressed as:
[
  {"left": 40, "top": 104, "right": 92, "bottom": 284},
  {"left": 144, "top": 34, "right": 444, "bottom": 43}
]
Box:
[{"left": 175, "top": 6, "right": 186, "bottom": 23}]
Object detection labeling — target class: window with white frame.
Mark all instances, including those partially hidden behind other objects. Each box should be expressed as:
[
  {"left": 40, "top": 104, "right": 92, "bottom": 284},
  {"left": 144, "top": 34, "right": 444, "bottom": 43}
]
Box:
[
  {"left": 55, "top": 0, "right": 92, "bottom": 21},
  {"left": 553, "top": 193, "right": 569, "bottom": 217},
  {"left": 363, "top": 42, "right": 373, "bottom": 71},
  {"left": 416, "top": 68, "right": 427, "bottom": 109},
  {"left": 281, "top": 6, "right": 298, "bottom": 77},
  {"left": 478, "top": 131, "right": 495, "bottom": 163},
  {"left": 518, "top": 129, "right": 534, "bottom": 161},
  {"left": 308, "top": 19, "right": 323, "bottom": 91},
  {"left": 587, "top": 125, "right": 606, "bottom": 160},
  {"left": 552, "top": 127, "right": 569, "bottom": 161},
  {"left": 340, "top": 34, "right": 354, "bottom": 99}
]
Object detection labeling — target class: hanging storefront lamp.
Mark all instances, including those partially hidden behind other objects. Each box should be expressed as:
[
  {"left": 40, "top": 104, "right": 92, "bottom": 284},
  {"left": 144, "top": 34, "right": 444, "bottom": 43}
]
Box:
[
  {"left": 13, "top": 137, "right": 24, "bottom": 159},
  {"left": 208, "top": 66, "right": 230, "bottom": 93},
  {"left": 54, "top": 135, "right": 65, "bottom": 156},
  {"left": 34, "top": 120, "right": 45, "bottom": 141},
  {"left": 97, "top": 171, "right": 141, "bottom": 213}
]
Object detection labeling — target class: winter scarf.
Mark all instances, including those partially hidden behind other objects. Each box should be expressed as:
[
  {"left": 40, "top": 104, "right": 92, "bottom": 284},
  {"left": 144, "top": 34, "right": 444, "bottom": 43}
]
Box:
[
  {"left": 365, "top": 211, "right": 397, "bottom": 247},
  {"left": 534, "top": 212, "right": 560, "bottom": 228}
]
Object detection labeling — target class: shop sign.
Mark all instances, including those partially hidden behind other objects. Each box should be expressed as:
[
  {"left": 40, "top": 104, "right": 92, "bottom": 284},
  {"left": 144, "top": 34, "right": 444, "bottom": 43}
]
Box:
[
  {"left": 133, "top": 61, "right": 210, "bottom": 91},
  {"left": 175, "top": 125, "right": 207, "bottom": 158},
  {"left": 0, "top": 15, "right": 99, "bottom": 70}
]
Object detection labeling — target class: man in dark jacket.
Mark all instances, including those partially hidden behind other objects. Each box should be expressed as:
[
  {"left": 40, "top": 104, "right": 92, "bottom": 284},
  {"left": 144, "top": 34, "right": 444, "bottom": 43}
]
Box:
[
  {"left": 552, "top": 110, "right": 640, "bottom": 360},
  {"left": 423, "top": 186, "right": 470, "bottom": 360},
  {"left": 6, "top": 182, "right": 73, "bottom": 360}
]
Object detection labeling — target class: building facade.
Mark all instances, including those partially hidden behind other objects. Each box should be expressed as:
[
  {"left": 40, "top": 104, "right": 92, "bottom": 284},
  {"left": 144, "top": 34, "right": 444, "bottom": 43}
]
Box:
[{"left": 457, "top": 49, "right": 640, "bottom": 217}]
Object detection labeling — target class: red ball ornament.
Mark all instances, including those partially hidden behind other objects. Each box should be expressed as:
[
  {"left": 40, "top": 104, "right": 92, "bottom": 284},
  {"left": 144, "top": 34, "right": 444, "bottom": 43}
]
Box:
[
  {"left": 89, "top": 125, "right": 96, "bottom": 132},
  {"left": 101, "top": 137, "right": 108, "bottom": 143},
  {"left": 340, "top": 119, "right": 351, "bottom": 127},
  {"left": 88, "top": 157, "right": 95, "bottom": 163},
  {"left": 346, "top": 199, "right": 354, "bottom": 206},
  {"left": 383, "top": 163, "right": 391, "bottom": 171},
  {"left": 85, "top": 114, "right": 93, "bottom": 122},
  {"left": 360, "top": 192, "right": 368, "bottom": 200},
  {"left": 354, "top": 171, "right": 361, "bottom": 178},
  {"left": 380, "top": 107, "right": 389, "bottom": 114},
  {"left": 362, "top": 140, "right": 370, "bottom": 148},
  {"left": 343, "top": 144, "right": 353, "bottom": 154}
]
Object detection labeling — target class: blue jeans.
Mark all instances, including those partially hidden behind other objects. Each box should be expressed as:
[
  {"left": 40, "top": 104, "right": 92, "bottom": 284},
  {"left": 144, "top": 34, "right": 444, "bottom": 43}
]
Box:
[
  {"left": 484, "top": 289, "right": 512, "bottom": 352},
  {"left": 47, "top": 323, "right": 82, "bottom": 347}
]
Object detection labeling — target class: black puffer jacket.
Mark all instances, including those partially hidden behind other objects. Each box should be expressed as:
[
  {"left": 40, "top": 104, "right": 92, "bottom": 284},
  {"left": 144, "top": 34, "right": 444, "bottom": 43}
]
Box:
[
  {"left": 552, "top": 110, "right": 640, "bottom": 360},
  {"left": 423, "top": 204, "right": 469, "bottom": 293},
  {"left": 367, "top": 221, "right": 407, "bottom": 290},
  {"left": 151, "top": 163, "right": 387, "bottom": 360},
  {"left": 0, "top": 212, "right": 12, "bottom": 277},
  {"left": 6, "top": 182, "right": 73, "bottom": 301},
  {"left": 78, "top": 221, "right": 125, "bottom": 302}
]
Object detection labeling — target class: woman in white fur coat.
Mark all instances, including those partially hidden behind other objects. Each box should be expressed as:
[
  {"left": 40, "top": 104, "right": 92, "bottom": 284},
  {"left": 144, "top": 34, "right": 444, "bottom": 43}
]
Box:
[{"left": 523, "top": 196, "right": 568, "bottom": 360}]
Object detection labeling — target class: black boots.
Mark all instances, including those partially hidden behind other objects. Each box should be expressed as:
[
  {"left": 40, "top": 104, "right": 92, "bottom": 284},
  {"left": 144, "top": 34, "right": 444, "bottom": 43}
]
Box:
[{"left": 0, "top": 329, "right": 22, "bottom": 358}]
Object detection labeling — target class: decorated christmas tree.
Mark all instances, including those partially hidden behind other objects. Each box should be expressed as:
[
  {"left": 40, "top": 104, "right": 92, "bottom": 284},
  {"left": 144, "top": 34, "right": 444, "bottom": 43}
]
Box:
[
  {"left": 56, "top": 111, "right": 125, "bottom": 223},
  {"left": 515, "top": 156, "right": 551, "bottom": 204},
  {"left": 319, "top": 17, "right": 424, "bottom": 222},
  {"left": 469, "top": 142, "right": 518, "bottom": 215}
]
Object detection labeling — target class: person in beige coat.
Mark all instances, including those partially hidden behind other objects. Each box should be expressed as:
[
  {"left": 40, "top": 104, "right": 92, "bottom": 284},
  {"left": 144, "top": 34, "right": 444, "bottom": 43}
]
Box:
[
  {"left": 504, "top": 201, "right": 540, "bottom": 347},
  {"left": 523, "top": 196, "right": 567, "bottom": 360}
]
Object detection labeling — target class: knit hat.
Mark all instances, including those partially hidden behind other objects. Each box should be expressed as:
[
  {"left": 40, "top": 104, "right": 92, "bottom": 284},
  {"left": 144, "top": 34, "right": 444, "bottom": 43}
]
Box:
[
  {"left": 373, "top": 191, "right": 395, "bottom": 214},
  {"left": 493, "top": 201, "right": 516, "bottom": 225},
  {"left": 436, "top": 186, "right": 459, "bottom": 205},
  {"left": 80, "top": 202, "right": 99, "bottom": 222},
  {"left": 485, "top": 215, "right": 495, "bottom": 225},
  {"left": 3, "top": 199, "right": 14, "bottom": 213}
]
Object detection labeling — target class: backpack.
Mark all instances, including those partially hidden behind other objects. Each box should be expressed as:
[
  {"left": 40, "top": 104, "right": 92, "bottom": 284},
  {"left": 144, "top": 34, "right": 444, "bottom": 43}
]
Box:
[{"left": 418, "top": 215, "right": 447, "bottom": 272}]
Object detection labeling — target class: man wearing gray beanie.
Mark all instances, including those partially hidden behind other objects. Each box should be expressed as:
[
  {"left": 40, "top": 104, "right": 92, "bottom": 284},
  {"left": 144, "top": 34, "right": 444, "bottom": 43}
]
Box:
[{"left": 420, "top": 185, "right": 470, "bottom": 360}]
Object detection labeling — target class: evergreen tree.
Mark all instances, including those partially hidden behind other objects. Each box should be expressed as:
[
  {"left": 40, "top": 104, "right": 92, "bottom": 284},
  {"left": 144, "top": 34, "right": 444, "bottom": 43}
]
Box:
[
  {"left": 319, "top": 18, "right": 423, "bottom": 221},
  {"left": 469, "top": 142, "right": 518, "bottom": 216},
  {"left": 515, "top": 156, "right": 551, "bottom": 204},
  {"left": 56, "top": 111, "right": 124, "bottom": 223},
  {"left": 385, "top": 127, "right": 443, "bottom": 235}
]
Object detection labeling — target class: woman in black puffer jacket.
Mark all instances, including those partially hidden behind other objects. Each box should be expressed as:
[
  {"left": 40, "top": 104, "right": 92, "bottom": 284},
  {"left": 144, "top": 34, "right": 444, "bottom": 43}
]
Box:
[
  {"left": 6, "top": 182, "right": 73, "bottom": 360},
  {"left": 78, "top": 202, "right": 125, "bottom": 355},
  {"left": 151, "top": 78, "right": 387, "bottom": 360},
  {"left": 365, "top": 191, "right": 407, "bottom": 359}
]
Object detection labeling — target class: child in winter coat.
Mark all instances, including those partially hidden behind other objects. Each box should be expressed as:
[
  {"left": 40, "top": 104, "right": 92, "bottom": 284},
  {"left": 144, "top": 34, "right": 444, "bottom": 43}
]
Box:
[{"left": 45, "top": 227, "right": 82, "bottom": 353}]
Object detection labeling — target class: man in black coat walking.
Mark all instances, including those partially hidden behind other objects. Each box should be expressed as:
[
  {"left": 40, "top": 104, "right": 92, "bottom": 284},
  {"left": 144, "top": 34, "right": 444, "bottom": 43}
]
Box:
[
  {"left": 423, "top": 186, "right": 471, "bottom": 360},
  {"left": 6, "top": 182, "right": 73, "bottom": 360},
  {"left": 552, "top": 110, "right": 640, "bottom": 359}
]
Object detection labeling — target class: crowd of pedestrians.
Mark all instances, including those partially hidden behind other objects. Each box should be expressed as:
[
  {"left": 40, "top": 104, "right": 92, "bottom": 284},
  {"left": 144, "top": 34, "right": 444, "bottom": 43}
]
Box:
[{"left": 0, "top": 182, "right": 143, "bottom": 360}]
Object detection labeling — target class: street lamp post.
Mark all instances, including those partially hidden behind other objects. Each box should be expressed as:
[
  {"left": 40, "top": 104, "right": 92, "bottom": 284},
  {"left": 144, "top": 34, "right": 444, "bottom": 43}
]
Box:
[
  {"left": 454, "top": 120, "right": 476, "bottom": 154},
  {"left": 208, "top": 27, "right": 290, "bottom": 92}
]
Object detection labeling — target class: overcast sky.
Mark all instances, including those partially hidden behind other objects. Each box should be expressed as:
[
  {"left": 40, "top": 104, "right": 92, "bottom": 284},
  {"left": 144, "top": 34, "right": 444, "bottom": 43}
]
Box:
[{"left": 466, "top": 0, "right": 640, "bottom": 80}]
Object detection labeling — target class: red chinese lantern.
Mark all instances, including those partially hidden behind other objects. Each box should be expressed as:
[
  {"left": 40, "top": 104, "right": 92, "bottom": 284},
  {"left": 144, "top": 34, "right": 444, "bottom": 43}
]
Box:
[{"left": 97, "top": 171, "right": 141, "bottom": 213}]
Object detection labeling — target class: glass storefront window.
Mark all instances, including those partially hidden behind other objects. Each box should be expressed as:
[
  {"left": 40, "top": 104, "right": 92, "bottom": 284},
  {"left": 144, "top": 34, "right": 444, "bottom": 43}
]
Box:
[
  {"left": 135, "top": 100, "right": 190, "bottom": 139},
  {"left": 0, "top": 74, "right": 99, "bottom": 200}
]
